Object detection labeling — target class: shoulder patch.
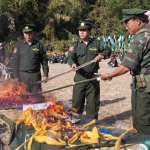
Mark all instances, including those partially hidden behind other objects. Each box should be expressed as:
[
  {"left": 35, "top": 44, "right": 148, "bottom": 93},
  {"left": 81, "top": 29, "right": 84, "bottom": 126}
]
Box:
[
  {"left": 69, "top": 46, "right": 74, "bottom": 51},
  {"left": 13, "top": 48, "right": 17, "bottom": 53}
]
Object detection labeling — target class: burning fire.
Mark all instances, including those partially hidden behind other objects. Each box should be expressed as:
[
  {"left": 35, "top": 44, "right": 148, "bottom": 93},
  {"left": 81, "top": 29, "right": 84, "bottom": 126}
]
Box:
[
  {"left": 15, "top": 100, "right": 99, "bottom": 148},
  {"left": 16, "top": 100, "right": 90, "bottom": 143},
  {"left": 0, "top": 81, "right": 27, "bottom": 99},
  {"left": 0, "top": 81, "right": 99, "bottom": 146},
  {"left": 31, "top": 100, "right": 78, "bottom": 129},
  {"left": 0, "top": 81, "right": 41, "bottom": 109},
  {"left": 46, "top": 100, "right": 67, "bottom": 115}
]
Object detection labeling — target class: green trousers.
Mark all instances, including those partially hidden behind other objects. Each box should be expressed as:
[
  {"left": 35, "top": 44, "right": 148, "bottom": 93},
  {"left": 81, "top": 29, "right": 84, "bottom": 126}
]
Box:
[
  {"left": 72, "top": 73, "right": 100, "bottom": 119},
  {"left": 19, "top": 71, "right": 41, "bottom": 93},
  {"left": 134, "top": 91, "right": 150, "bottom": 135}
]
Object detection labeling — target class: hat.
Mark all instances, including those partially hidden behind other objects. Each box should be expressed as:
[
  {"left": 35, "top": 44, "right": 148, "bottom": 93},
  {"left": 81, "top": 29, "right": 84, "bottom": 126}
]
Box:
[
  {"left": 22, "top": 24, "right": 36, "bottom": 32},
  {"left": 121, "top": 8, "right": 147, "bottom": 22},
  {"left": 77, "top": 21, "right": 92, "bottom": 30}
]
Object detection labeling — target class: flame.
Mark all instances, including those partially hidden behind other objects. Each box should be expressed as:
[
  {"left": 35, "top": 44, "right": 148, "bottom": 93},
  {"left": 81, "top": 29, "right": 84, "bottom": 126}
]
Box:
[
  {"left": 30, "top": 100, "right": 80, "bottom": 132},
  {"left": 46, "top": 100, "right": 67, "bottom": 116},
  {"left": 0, "top": 81, "right": 27, "bottom": 100},
  {"left": 65, "top": 121, "right": 72, "bottom": 128},
  {"left": 17, "top": 100, "right": 97, "bottom": 145}
]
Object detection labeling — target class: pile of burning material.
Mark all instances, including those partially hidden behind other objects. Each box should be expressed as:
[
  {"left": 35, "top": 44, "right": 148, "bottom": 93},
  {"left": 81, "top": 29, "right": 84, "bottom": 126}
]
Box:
[
  {"left": 9, "top": 100, "right": 138, "bottom": 150},
  {"left": 0, "top": 81, "right": 43, "bottom": 109},
  {"left": 14, "top": 100, "right": 100, "bottom": 149}
]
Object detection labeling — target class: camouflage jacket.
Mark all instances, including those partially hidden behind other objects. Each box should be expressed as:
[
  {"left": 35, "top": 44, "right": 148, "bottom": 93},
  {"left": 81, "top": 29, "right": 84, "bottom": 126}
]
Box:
[{"left": 121, "top": 24, "right": 150, "bottom": 75}]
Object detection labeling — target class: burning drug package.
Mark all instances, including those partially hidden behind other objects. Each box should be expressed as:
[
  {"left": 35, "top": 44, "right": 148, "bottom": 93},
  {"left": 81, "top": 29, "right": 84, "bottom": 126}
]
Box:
[
  {"left": 7, "top": 101, "right": 140, "bottom": 150},
  {"left": 0, "top": 81, "right": 43, "bottom": 110},
  {"left": 9, "top": 100, "right": 100, "bottom": 150}
]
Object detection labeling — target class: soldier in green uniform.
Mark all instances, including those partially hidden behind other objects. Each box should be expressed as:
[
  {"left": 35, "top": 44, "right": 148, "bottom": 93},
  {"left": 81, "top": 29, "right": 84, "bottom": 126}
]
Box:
[
  {"left": 100, "top": 8, "right": 150, "bottom": 135},
  {"left": 12, "top": 24, "right": 49, "bottom": 93},
  {"left": 67, "top": 21, "right": 111, "bottom": 119}
]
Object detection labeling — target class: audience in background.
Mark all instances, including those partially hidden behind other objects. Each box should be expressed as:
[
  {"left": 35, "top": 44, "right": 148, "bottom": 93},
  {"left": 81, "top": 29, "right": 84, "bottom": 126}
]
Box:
[{"left": 47, "top": 53, "right": 67, "bottom": 64}]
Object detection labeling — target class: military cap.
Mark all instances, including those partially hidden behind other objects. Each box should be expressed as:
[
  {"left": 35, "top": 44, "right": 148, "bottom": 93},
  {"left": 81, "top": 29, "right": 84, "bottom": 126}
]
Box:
[
  {"left": 77, "top": 21, "right": 92, "bottom": 30},
  {"left": 121, "top": 8, "right": 147, "bottom": 22},
  {"left": 21, "top": 24, "right": 36, "bottom": 32}
]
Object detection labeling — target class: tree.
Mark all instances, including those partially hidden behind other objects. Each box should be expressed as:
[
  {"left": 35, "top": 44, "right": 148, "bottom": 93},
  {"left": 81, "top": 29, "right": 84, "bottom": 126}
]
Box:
[
  {"left": 45, "top": 0, "right": 89, "bottom": 40},
  {"left": 1, "top": 0, "right": 150, "bottom": 51}
]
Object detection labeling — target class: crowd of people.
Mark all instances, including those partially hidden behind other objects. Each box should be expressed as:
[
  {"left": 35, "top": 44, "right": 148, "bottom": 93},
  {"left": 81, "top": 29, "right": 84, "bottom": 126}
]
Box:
[{"left": 47, "top": 53, "right": 67, "bottom": 64}]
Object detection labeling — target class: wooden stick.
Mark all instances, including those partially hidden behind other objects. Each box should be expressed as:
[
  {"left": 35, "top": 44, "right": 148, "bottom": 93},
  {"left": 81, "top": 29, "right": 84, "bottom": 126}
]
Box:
[
  {"left": 30, "top": 60, "right": 95, "bottom": 86},
  {"left": 29, "top": 77, "right": 100, "bottom": 95}
]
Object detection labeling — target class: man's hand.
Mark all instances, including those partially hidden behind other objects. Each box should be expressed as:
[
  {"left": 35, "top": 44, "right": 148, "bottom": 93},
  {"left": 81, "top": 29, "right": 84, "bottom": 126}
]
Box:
[
  {"left": 94, "top": 54, "right": 103, "bottom": 62},
  {"left": 99, "top": 65, "right": 130, "bottom": 81},
  {"left": 14, "top": 78, "right": 19, "bottom": 82},
  {"left": 71, "top": 64, "right": 77, "bottom": 71},
  {"left": 42, "top": 76, "right": 48, "bottom": 83},
  {"left": 99, "top": 72, "right": 109, "bottom": 80}
]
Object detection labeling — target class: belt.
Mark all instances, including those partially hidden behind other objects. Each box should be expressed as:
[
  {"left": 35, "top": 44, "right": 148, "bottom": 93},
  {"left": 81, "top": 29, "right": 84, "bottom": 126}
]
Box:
[
  {"left": 20, "top": 69, "right": 40, "bottom": 73},
  {"left": 77, "top": 70, "right": 96, "bottom": 78},
  {"left": 84, "top": 72, "right": 95, "bottom": 77}
]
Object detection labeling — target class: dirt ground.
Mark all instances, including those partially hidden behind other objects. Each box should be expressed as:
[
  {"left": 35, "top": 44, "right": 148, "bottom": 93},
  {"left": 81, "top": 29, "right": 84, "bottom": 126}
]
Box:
[{"left": 0, "top": 58, "right": 135, "bottom": 150}]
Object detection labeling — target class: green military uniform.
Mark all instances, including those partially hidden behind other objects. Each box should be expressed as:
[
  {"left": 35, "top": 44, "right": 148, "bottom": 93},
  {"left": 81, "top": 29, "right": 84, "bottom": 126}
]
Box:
[
  {"left": 67, "top": 21, "right": 111, "bottom": 119},
  {"left": 12, "top": 24, "right": 49, "bottom": 93},
  {"left": 121, "top": 8, "right": 150, "bottom": 134}
]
